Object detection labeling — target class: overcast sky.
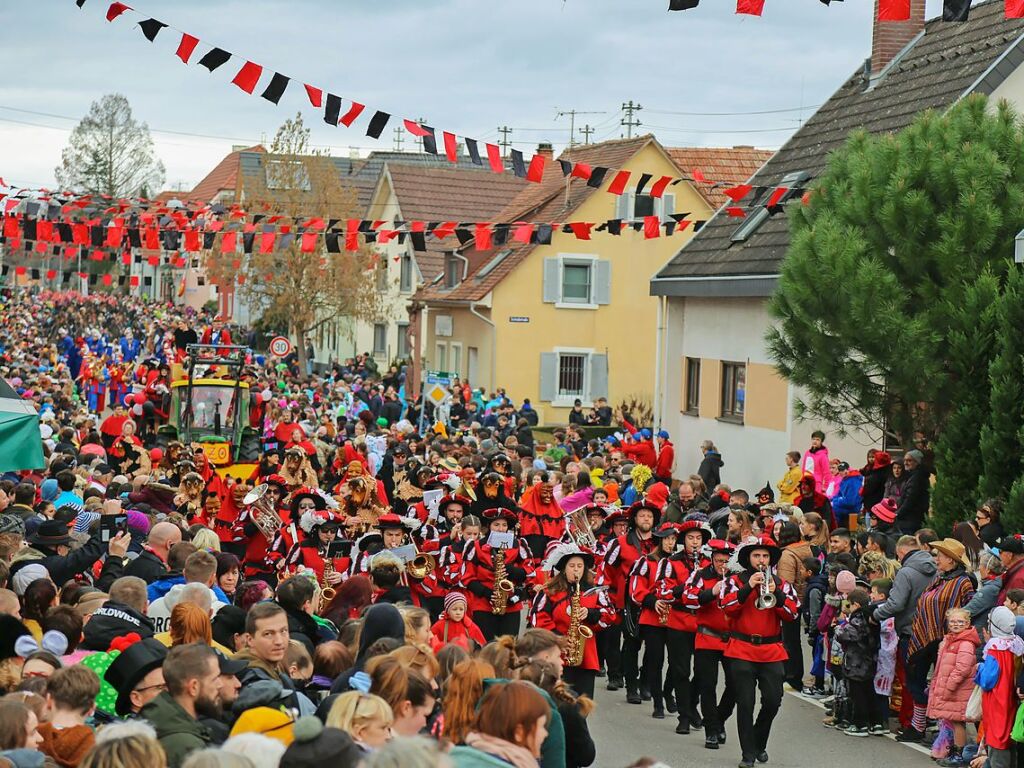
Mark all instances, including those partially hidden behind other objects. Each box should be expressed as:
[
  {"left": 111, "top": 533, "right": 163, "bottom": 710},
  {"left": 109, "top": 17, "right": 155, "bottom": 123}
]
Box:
[{"left": 0, "top": 0, "right": 959, "bottom": 193}]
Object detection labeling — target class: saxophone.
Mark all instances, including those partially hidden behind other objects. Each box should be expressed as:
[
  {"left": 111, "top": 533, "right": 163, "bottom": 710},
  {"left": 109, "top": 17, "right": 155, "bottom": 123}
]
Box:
[
  {"left": 318, "top": 554, "right": 337, "bottom": 614},
  {"left": 564, "top": 581, "right": 594, "bottom": 667},
  {"left": 491, "top": 547, "right": 515, "bottom": 615}
]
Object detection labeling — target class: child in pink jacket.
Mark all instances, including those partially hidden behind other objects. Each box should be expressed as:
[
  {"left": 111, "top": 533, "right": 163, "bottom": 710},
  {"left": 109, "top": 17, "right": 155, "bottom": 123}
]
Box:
[{"left": 926, "top": 608, "right": 981, "bottom": 766}]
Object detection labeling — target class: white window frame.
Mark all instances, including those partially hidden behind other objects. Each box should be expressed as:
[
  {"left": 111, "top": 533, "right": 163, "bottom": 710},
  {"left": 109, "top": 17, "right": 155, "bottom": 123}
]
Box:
[
  {"left": 372, "top": 323, "right": 388, "bottom": 357},
  {"left": 556, "top": 254, "right": 598, "bottom": 310},
  {"left": 449, "top": 342, "right": 463, "bottom": 378},
  {"left": 552, "top": 346, "right": 594, "bottom": 408},
  {"left": 396, "top": 321, "right": 410, "bottom": 358},
  {"left": 435, "top": 342, "right": 448, "bottom": 372},
  {"left": 399, "top": 253, "right": 414, "bottom": 293}
]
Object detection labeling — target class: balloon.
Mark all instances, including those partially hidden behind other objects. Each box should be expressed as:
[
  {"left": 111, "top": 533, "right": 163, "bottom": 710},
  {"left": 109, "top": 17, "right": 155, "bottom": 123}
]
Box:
[{"left": 262, "top": 389, "right": 272, "bottom": 401}]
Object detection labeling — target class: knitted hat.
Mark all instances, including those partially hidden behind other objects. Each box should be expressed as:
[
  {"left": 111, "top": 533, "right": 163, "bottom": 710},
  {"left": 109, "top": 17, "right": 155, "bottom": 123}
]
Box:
[
  {"left": 444, "top": 592, "right": 468, "bottom": 614},
  {"left": 40, "top": 479, "right": 59, "bottom": 503},
  {"left": 0, "top": 515, "right": 24, "bottom": 537},
  {"left": 12, "top": 563, "right": 50, "bottom": 596},
  {"left": 125, "top": 510, "right": 150, "bottom": 536},
  {"left": 280, "top": 717, "right": 361, "bottom": 768},
  {"left": 230, "top": 706, "right": 296, "bottom": 746},
  {"left": 835, "top": 569, "right": 857, "bottom": 596}
]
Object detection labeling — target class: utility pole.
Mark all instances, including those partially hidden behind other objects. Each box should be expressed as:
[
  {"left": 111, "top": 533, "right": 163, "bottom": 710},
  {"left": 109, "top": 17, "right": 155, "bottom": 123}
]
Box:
[
  {"left": 556, "top": 109, "right": 605, "bottom": 148},
  {"left": 497, "top": 126, "right": 513, "bottom": 157},
  {"left": 621, "top": 101, "right": 643, "bottom": 138},
  {"left": 415, "top": 118, "right": 428, "bottom": 151},
  {"left": 392, "top": 126, "right": 405, "bottom": 152},
  {"left": 579, "top": 124, "right": 595, "bottom": 145}
]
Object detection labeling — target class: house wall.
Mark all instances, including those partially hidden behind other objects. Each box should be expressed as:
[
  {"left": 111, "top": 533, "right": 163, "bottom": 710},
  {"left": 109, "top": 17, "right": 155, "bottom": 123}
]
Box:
[
  {"left": 986, "top": 60, "right": 1024, "bottom": 110},
  {"left": 487, "top": 143, "right": 711, "bottom": 424},
  {"left": 421, "top": 304, "right": 496, "bottom": 394},
  {"left": 660, "top": 295, "right": 879, "bottom": 491}
]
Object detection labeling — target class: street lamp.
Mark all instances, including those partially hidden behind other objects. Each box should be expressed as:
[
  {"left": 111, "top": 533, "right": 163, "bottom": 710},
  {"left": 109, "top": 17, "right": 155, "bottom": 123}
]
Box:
[{"left": 1015, "top": 228, "right": 1024, "bottom": 264}]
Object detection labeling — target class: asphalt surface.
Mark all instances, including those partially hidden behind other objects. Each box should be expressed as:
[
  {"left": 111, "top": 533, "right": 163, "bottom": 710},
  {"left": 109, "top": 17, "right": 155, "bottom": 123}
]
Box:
[{"left": 587, "top": 684, "right": 937, "bottom": 768}]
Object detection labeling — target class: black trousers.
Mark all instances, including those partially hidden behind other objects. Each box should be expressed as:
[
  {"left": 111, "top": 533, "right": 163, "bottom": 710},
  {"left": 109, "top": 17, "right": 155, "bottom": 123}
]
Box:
[
  {"left": 782, "top": 619, "right": 804, "bottom": 688},
  {"left": 847, "top": 678, "right": 878, "bottom": 728},
  {"left": 563, "top": 667, "right": 596, "bottom": 700},
  {"left": 603, "top": 624, "right": 623, "bottom": 681},
  {"left": 729, "top": 659, "right": 784, "bottom": 761},
  {"left": 666, "top": 629, "right": 699, "bottom": 722},
  {"left": 694, "top": 648, "right": 735, "bottom": 736},
  {"left": 640, "top": 625, "right": 668, "bottom": 707},
  {"left": 472, "top": 610, "right": 520, "bottom": 642},
  {"left": 622, "top": 624, "right": 644, "bottom": 691}
]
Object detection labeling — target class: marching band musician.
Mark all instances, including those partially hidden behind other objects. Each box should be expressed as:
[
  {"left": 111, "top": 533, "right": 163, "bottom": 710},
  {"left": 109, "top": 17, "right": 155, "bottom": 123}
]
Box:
[
  {"left": 519, "top": 477, "right": 569, "bottom": 565},
  {"left": 656, "top": 518, "right": 711, "bottom": 736},
  {"left": 719, "top": 536, "right": 801, "bottom": 768},
  {"left": 435, "top": 494, "right": 472, "bottom": 546},
  {"left": 284, "top": 499, "right": 350, "bottom": 588},
  {"left": 274, "top": 488, "right": 332, "bottom": 577},
  {"left": 437, "top": 513, "right": 483, "bottom": 594},
  {"left": 629, "top": 522, "right": 679, "bottom": 720},
  {"left": 459, "top": 508, "right": 534, "bottom": 641},
  {"left": 235, "top": 475, "right": 288, "bottom": 583},
  {"left": 683, "top": 538, "right": 738, "bottom": 750},
  {"left": 351, "top": 513, "right": 418, "bottom": 575},
  {"left": 529, "top": 543, "right": 616, "bottom": 699},
  {"left": 602, "top": 501, "right": 659, "bottom": 701}
]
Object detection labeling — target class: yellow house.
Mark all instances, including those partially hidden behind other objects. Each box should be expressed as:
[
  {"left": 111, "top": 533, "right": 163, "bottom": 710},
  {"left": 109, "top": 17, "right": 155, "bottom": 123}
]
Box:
[{"left": 410, "top": 135, "right": 771, "bottom": 424}]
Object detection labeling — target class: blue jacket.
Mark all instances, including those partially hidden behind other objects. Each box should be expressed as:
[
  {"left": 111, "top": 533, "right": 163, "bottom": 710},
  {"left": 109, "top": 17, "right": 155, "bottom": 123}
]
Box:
[
  {"left": 147, "top": 575, "right": 229, "bottom": 604},
  {"left": 831, "top": 472, "right": 864, "bottom": 517}
]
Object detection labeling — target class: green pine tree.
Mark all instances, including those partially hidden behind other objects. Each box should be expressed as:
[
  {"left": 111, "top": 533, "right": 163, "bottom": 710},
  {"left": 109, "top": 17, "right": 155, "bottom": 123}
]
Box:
[{"left": 768, "top": 95, "right": 1024, "bottom": 529}]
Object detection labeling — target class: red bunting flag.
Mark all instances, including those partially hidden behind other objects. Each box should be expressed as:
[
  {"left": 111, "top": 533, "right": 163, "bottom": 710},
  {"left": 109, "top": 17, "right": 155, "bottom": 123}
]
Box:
[
  {"left": 570, "top": 163, "right": 593, "bottom": 181},
  {"left": 46, "top": 270, "right": 57, "bottom": 280},
  {"left": 147, "top": 255, "right": 160, "bottom": 266},
  {"left": 486, "top": 144, "right": 504, "bottom": 174},
  {"left": 2, "top": 217, "right": 18, "bottom": 238},
  {"left": 766, "top": 186, "right": 788, "bottom": 208},
  {"left": 569, "top": 222, "right": 593, "bottom": 241},
  {"left": 221, "top": 232, "right": 237, "bottom": 253},
  {"left": 339, "top": 102, "right": 365, "bottom": 127},
  {"left": 649, "top": 176, "right": 673, "bottom": 199},
  {"left": 304, "top": 84, "right": 323, "bottom": 108},
  {"left": 130, "top": 275, "right": 140, "bottom": 287},
  {"left": 1008, "top": 0, "right": 1024, "bottom": 17},
  {"left": 184, "top": 230, "right": 200, "bottom": 251},
  {"left": 878, "top": 0, "right": 911, "bottom": 20},
  {"left": 736, "top": 0, "right": 765, "bottom": 14},
  {"left": 14, "top": 266, "right": 26, "bottom": 276},
  {"left": 724, "top": 184, "right": 753, "bottom": 202},
  {"left": 433, "top": 222, "right": 458, "bottom": 240},
  {"left": 692, "top": 168, "right": 708, "bottom": 184},
  {"left": 260, "top": 232, "right": 275, "bottom": 254},
  {"left": 526, "top": 154, "right": 546, "bottom": 184},
  {"left": 403, "top": 120, "right": 431, "bottom": 137},
  {"left": 90, "top": 250, "right": 105, "bottom": 261},
  {"left": 300, "top": 232, "right": 317, "bottom": 253},
  {"left": 231, "top": 61, "right": 263, "bottom": 94},
  {"left": 726, "top": 207, "right": 747, "bottom": 218},
  {"left": 513, "top": 223, "right": 534, "bottom": 243},
  {"left": 105, "top": 226, "right": 122, "bottom": 247},
  {"left": 443, "top": 131, "right": 458, "bottom": 163},
  {"left": 644, "top": 216, "right": 661, "bottom": 239},
  {"left": 475, "top": 224, "right": 493, "bottom": 251},
  {"left": 122, "top": 252, "right": 132, "bottom": 265},
  {"left": 175, "top": 33, "right": 199, "bottom": 63},
  {"left": 105, "top": 2, "right": 131, "bottom": 22},
  {"left": 345, "top": 219, "right": 360, "bottom": 252},
  {"left": 101, "top": 274, "right": 113, "bottom": 286}
]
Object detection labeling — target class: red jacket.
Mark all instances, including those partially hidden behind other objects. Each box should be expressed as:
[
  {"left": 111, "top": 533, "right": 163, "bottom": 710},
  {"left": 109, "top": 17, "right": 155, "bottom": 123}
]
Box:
[
  {"left": 431, "top": 616, "right": 486, "bottom": 648},
  {"left": 459, "top": 539, "right": 533, "bottom": 615},
  {"left": 719, "top": 569, "right": 800, "bottom": 662},
  {"left": 285, "top": 540, "right": 351, "bottom": 582},
  {"left": 630, "top": 555, "right": 669, "bottom": 628},
  {"left": 621, "top": 440, "right": 657, "bottom": 470},
  {"left": 655, "top": 441, "right": 675, "bottom": 479},
  {"left": 530, "top": 586, "right": 616, "bottom": 671},
  {"left": 603, "top": 532, "right": 656, "bottom": 609},
  {"left": 656, "top": 553, "right": 703, "bottom": 632},
  {"left": 683, "top": 565, "right": 733, "bottom": 651}
]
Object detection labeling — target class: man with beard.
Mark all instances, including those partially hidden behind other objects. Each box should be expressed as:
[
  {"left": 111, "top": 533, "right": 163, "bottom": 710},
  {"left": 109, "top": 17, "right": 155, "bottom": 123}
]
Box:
[
  {"left": 518, "top": 477, "right": 564, "bottom": 566},
  {"left": 142, "top": 643, "right": 223, "bottom": 768},
  {"left": 603, "top": 501, "right": 659, "bottom": 701}
]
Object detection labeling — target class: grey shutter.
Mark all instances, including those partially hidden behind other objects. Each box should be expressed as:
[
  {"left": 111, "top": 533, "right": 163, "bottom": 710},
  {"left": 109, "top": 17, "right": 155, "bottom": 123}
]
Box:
[
  {"left": 661, "top": 193, "right": 675, "bottom": 223},
  {"left": 594, "top": 260, "right": 612, "bottom": 305},
  {"left": 542, "top": 258, "right": 560, "bottom": 303},
  {"left": 615, "top": 191, "right": 633, "bottom": 222},
  {"left": 589, "top": 354, "right": 608, "bottom": 400},
  {"left": 540, "top": 353, "right": 558, "bottom": 401}
]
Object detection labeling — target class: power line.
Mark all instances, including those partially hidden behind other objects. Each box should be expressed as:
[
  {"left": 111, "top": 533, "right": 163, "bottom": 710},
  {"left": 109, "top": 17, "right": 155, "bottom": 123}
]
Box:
[
  {"left": 645, "top": 104, "right": 823, "bottom": 117},
  {"left": 621, "top": 101, "right": 642, "bottom": 139},
  {"left": 497, "top": 126, "right": 513, "bottom": 157},
  {"left": 642, "top": 122, "right": 798, "bottom": 134},
  {"left": 579, "top": 125, "right": 595, "bottom": 145}
]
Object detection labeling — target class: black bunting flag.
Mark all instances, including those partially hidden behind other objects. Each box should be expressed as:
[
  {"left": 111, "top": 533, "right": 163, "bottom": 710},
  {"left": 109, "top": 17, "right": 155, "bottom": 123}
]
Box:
[
  {"left": 943, "top": 0, "right": 970, "bottom": 20},
  {"left": 465, "top": 139, "right": 482, "bottom": 166},
  {"left": 138, "top": 18, "right": 167, "bottom": 42},
  {"left": 260, "top": 73, "right": 290, "bottom": 105},
  {"left": 587, "top": 167, "right": 609, "bottom": 188},
  {"left": 668, "top": 0, "right": 700, "bottom": 8},
  {"left": 421, "top": 126, "right": 437, "bottom": 155},
  {"left": 324, "top": 93, "right": 342, "bottom": 126},
  {"left": 366, "top": 111, "right": 391, "bottom": 139},
  {"left": 510, "top": 149, "right": 527, "bottom": 179},
  {"left": 635, "top": 173, "right": 653, "bottom": 196},
  {"left": 198, "top": 48, "right": 231, "bottom": 72}
]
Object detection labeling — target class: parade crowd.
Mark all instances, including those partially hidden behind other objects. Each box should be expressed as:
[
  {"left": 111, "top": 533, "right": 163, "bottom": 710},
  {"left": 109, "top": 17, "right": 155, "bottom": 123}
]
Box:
[{"left": 0, "top": 290, "right": 1018, "bottom": 768}]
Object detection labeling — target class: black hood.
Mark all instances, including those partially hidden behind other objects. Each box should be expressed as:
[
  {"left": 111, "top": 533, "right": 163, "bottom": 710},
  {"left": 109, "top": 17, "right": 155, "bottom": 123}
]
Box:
[
  {"left": 355, "top": 603, "right": 404, "bottom": 663},
  {"left": 81, "top": 600, "right": 155, "bottom": 652}
]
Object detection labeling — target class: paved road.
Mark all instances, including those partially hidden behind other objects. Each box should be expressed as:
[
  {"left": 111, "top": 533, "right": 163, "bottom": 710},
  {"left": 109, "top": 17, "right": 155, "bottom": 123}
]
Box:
[{"left": 588, "top": 686, "right": 936, "bottom": 768}]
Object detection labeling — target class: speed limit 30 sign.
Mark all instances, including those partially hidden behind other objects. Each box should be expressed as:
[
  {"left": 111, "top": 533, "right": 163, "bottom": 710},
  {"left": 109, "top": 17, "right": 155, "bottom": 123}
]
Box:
[{"left": 269, "top": 336, "right": 292, "bottom": 357}]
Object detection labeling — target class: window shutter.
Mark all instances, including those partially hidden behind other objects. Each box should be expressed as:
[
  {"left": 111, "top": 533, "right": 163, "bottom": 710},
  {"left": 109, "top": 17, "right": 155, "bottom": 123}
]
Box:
[
  {"left": 616, "top": 191, "right": 633, "bottom": 222},
  {"left": 661, "top": 193, "right": 675, "bottom": 223},
  {"left": 589, "top": 354, "right": 609, "bottom": 400},
  {"left": 542, "top": 258, "right": 560, "bottom": 303},
  {"left": 540, "top": 353, "right": 558, "bottom": 401},
  {"left": 594, "top": 260, "right": 612, "bottom": 305}
]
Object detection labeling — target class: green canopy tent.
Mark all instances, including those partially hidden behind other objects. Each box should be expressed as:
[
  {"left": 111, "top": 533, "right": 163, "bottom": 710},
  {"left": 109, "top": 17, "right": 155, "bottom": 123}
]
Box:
[{"left": 0, "top": 378, "right": 44, "bottom": 472}]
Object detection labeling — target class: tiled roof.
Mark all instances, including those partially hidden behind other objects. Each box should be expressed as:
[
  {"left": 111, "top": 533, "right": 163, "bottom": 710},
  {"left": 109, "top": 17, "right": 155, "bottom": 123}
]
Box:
[
  {"left": 384, "top": 164, "right": 527, "bottom": 222},
  {"left": 654, "top": 0, "right": 1024, "bottom": 283},
  {"left": 413, "top": 135, "right": 658, "bottom": 304},
  {"left": 190, "top": 146, "right": 264, "bottom": 204},
  {"left": 666, "top": 147, "right": 775, "bottom": 208}
]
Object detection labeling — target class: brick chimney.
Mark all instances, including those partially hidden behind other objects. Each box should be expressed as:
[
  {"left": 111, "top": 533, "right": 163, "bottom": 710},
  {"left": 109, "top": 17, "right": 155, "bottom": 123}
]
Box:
[
  {"left": 537, "top": 142, "right": 554, "bottom": 161},
  {"left": 871, "top": 0, "right": 926, "bottom": 76}
]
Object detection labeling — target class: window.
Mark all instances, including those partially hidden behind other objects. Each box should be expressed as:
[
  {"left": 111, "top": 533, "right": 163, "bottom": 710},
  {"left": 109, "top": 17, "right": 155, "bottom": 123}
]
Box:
[
  {"left": 558, "top": 353, "right": 588, "bottom": 398},
  {"left": 561, "top": 262, "right": 592, "bottom": 303},
  {"left": 400, "top": 254, "right": 414, "bottom": 293},
  {"left": 264, "top": 160, "right": 311, "bottom": 191},
  {"left": 731, "top": 170, "right": 810, "bottom": 243},
  {"left": 375, "top": 264, "right": 388, "bottom": 292},
  {"left": 634, "top": 194, "right": 657, "bottom": 219},
  {"left": 616, "top": 193, "right": 675, "bottom": 223},
  {"left": 450, "top": 343, "right": 462, "bottom": 378},
  {"left": 396, "top": 322, "right": 410, "bottom": 358},
  {"left": 435, "top": 342, "right": 448, "bottom": 371},
  {"left": 721, "top": 362, "right": 746, "bottom": 421},
  {"left": 444, "top": 254, "right": 461, "bottom": 289},
  {"left": 684, "top": 357, "right": 701, "bottom": 414},
  {"left": 373, "top": 324, "right": 387, "bottom": 356}
]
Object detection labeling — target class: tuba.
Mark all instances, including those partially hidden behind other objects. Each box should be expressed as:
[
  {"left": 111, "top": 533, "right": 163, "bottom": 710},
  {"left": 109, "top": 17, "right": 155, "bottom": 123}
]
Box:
[
  {"left": 491, "top": 547, "right": 515, "bottom": 615},
  {"left": 243, "top": 484, "right": 282, "bottom": 542},
  {"left": 755, "top": 565, "right": 777, "bottom": 610},
  {"left": 564, "top": 507, "right": 598, "bottom": 550},
  {"left": 564, "top": 581, "right": 594, "bottom": 667},
  {"left": 408, "top": 551, "right": 437, "bottom": 580}
]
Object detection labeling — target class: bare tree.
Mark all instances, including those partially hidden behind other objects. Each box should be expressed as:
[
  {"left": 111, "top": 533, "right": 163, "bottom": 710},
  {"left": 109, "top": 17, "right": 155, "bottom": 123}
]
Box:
[
  {"left": 206, "top": 113, "right": 386, "bottom": 371},
  {"left": 55, "top": 93, "right": 165, "bottom": 197}
]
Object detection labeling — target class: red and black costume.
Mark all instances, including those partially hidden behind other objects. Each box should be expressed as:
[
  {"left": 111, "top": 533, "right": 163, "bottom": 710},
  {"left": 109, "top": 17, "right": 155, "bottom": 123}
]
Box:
[
  {"left": 718, "top": 537, "right": 801, "bottom": 767},
  {"left": 459, "top": 508, "right": 534, "bottom": 641},
  {"left": 629, "top": 522, "right": 678, "bottom": 718},
  {"left": 518, "top": 483, "right": 565, "bottom": 567}
]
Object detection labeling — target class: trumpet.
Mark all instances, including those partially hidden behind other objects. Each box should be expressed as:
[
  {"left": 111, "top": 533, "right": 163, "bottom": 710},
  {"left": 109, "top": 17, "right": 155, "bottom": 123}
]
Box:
[
  {"left": 408, "top": 551, "right": 437, "bottom": 580},
  {"left": 755, "top": 565, "right": 777, "bottom": 610}
]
